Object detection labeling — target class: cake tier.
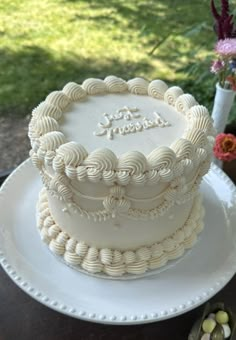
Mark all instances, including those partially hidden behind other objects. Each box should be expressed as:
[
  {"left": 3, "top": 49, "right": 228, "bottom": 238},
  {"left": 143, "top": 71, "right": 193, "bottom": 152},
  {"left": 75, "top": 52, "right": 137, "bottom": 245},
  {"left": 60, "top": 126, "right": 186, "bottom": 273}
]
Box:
[
  {"left": 37, "top": 188, "right": 205, "bottom": 277},
  {"left": 47, "top": 190, "right": 194, "bottom": 250},
  {"left": 29, "top": 77, "right": 215, "bottom": 172}
]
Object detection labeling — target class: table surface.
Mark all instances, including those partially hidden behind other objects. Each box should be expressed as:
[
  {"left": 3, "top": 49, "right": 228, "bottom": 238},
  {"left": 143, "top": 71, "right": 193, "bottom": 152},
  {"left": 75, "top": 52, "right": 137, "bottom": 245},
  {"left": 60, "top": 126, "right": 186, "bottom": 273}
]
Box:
[{"left": 0, "top": 161, "right": 235, "bottom": 340}]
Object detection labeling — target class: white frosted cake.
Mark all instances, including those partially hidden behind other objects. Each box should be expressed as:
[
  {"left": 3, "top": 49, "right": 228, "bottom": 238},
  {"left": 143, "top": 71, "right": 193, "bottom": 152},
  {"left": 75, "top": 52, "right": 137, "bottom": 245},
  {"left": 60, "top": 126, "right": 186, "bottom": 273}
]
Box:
[{"left": 28, "top": 76, "right": 215, "bottom": 277}]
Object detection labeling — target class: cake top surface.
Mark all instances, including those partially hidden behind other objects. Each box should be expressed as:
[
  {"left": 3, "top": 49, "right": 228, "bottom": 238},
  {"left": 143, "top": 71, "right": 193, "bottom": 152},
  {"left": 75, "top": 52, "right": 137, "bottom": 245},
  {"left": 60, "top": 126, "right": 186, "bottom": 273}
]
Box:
[
  {"left": 60, "top": 92, "right": 187, "bottom": 156},
  {"left": 29, "top": 76, "right": 215, "bottom": 174}
]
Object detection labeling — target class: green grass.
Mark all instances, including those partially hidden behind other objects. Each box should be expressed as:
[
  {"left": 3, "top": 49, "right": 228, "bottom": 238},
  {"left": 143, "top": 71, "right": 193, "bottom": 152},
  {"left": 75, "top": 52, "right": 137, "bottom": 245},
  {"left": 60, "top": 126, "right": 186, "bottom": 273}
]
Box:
[{"left": 0, "top": 0, "right": 236, "bottom": 123}]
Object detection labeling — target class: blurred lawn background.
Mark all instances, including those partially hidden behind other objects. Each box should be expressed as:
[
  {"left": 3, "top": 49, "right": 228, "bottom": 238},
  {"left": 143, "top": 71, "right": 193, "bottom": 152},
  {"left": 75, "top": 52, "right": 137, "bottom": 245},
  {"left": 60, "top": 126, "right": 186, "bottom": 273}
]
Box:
[{"left": 0, "top": 0, "right": 236, "bottom": 124}]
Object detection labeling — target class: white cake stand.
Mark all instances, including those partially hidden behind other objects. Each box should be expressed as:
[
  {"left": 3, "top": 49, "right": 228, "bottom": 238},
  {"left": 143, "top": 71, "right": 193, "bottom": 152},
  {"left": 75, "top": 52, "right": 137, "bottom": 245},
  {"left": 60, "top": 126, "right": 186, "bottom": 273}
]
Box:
[{"left": 0, "top": 159, "right": 236, "bottom": 325}]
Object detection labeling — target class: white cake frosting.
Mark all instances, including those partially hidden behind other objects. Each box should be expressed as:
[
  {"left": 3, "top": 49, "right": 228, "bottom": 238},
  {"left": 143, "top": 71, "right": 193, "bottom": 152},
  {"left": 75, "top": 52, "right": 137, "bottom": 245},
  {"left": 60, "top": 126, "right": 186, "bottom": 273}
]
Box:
[
  {"left": 61, "top": 93, "right": 186, "bottom": 155},
  {"left": 29, "top": 76, "right": 215, "bottom": 278},
  {"left": 37, "top": 188, "right": 204, "bottom": 276}
]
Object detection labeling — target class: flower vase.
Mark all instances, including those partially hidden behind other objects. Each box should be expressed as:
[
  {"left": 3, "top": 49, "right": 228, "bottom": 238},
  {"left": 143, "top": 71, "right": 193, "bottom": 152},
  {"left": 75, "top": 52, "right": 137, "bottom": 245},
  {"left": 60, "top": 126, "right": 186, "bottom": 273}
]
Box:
[
  {"left": 212, "top": 83, "right": 235, "bottom": 168},
  {"left": 212, "top": 83, "right": 235, "bottom": 134}
]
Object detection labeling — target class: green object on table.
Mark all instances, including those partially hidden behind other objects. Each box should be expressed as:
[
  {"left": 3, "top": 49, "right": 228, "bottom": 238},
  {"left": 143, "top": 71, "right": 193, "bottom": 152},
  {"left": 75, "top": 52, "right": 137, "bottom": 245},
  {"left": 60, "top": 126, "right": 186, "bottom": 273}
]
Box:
[
  {"left": 202, "top": 319, "right": 216, "bottom": 333},
  {"left": 188, "top": 302, "right": 236, "bottom": 340},
  {"left": 216, "top": 310, "right": 230, "bottom": 324},
  {"left": 211, "top": 323, "right": 224, "bottom": 340}
]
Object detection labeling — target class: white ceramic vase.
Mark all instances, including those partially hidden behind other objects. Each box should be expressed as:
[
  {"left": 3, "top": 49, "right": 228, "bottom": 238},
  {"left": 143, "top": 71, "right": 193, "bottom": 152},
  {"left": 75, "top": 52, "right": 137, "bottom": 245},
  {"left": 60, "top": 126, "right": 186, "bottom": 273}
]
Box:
[
  {"left": 212, "top": 82, "right": 235, "bottom": 134},
  {"left": 211, "top": 83, "right": 235, "bottom": 168}
]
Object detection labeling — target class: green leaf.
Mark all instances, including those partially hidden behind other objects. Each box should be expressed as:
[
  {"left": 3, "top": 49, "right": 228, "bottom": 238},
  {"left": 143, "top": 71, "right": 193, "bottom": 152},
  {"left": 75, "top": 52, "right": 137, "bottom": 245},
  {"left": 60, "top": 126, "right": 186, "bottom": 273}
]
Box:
[{"left": 184, "top": 22, "right": 208, "bottom": 37}]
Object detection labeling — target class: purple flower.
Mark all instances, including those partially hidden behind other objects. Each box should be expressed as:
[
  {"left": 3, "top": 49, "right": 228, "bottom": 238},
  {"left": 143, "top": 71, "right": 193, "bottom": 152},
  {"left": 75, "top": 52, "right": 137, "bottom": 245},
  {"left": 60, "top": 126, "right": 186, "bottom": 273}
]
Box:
[
  {"left": 215, "top": 38, "right": 236, "bottom": 56},
  {"left": 211, "top": 0, "right": 236, "bottom": 39},
  {"left": 210, "top": 59, "right": 225, "bottom": 73}
]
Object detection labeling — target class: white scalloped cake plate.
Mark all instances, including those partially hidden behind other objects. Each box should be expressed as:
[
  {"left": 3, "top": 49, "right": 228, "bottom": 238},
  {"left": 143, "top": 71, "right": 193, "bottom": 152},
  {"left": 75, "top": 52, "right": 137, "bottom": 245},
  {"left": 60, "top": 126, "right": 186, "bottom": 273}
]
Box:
[{"left": 0, "top": 159, "right": 236, "bottom": 325}]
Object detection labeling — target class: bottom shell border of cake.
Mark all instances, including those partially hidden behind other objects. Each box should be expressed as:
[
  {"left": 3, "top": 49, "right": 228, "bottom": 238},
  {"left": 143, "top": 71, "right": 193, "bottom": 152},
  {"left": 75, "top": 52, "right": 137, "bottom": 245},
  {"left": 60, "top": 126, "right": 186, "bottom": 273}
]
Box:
[{"left": 36, "top": 188, "right": 205, "bottom": 278}]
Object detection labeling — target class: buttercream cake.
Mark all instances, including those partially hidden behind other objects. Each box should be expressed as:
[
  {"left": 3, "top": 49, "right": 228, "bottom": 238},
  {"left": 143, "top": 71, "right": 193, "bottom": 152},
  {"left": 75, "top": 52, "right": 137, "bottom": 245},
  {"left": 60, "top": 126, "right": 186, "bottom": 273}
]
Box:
[{"left": 28, "top": 76, "right": 215, "bottom": 277}]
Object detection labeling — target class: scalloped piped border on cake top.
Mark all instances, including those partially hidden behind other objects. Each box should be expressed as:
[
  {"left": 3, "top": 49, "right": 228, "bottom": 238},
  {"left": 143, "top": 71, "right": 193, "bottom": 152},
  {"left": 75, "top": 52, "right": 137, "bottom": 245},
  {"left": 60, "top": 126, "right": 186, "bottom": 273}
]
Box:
[{"left": 28, "top": 76, "right": 215, "bottom": 181}]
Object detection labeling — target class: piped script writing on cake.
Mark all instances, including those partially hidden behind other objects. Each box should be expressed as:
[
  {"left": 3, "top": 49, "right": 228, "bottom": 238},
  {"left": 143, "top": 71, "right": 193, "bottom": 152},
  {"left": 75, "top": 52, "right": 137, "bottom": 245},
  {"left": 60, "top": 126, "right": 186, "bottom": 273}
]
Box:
[{"left": 93, "top": 106, "right": 171, "bottom": 140}]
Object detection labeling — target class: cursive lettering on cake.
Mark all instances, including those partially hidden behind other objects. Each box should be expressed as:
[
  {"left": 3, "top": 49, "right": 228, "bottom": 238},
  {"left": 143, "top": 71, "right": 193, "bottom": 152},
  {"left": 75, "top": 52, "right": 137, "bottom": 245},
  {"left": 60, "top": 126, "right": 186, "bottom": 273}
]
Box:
[{"left": 94, "top": 106, "right": 171, "bottom": 140}]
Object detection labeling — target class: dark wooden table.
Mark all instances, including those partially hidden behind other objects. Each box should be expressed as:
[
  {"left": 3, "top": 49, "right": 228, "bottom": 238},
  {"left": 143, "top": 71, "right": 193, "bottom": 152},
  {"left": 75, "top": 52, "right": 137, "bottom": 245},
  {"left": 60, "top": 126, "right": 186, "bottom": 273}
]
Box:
[{"left": 0, "top": 162, "right": 235, "bottom": 340}]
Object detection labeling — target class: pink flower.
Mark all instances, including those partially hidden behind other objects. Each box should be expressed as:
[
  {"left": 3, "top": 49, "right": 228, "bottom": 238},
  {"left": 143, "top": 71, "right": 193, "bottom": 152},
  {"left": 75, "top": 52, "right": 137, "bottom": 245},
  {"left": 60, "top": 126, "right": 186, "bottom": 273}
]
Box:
[
  {"left": 213, "top": 133, "right": 236, "bottom": 162},
  {"left": 210, "top": 60, "right": 225, "bottom": 73},
  {"left": 215, "top": 38, "right": 236, "bottom": 56}
]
